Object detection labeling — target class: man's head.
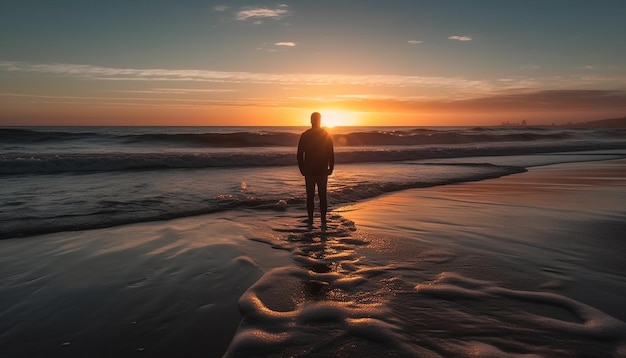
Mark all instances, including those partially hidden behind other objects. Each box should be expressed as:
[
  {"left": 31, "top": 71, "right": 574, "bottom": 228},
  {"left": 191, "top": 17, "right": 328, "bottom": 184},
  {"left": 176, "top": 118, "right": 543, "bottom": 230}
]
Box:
[{"left": 311, "top": 112, "right": 321, "bottom": 128}]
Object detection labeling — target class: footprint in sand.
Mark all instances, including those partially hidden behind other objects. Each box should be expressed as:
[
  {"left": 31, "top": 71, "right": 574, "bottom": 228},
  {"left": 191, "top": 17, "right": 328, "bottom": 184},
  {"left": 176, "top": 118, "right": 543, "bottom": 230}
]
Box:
[{"left": 226, "top": 213, "right": 404, "bottom": 357}]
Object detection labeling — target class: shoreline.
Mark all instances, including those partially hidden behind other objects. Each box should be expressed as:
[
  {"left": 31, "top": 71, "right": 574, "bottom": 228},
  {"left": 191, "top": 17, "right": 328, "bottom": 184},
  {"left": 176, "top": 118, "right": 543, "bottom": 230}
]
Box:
[
  {"left": 1, "top": 158, "right": 625, "bottom": 357},
  {"left": 338, "top": 158, "right": 626, "bottom": 321},
  {"left": 225, "top": 158, "right": 626, "bottom": 357}
]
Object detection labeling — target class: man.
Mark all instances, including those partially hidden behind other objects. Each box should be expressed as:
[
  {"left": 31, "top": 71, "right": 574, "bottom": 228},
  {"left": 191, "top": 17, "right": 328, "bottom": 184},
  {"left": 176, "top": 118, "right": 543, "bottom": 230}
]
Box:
[{"left": 297, "top": 112, "right": 335, "bottom": 227}]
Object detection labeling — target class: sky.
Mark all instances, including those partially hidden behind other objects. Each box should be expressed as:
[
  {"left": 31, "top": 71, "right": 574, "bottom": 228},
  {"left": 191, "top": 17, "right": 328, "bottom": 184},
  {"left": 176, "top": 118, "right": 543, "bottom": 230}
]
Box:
[{"left": 1, "top": 0, "right": 625, "bottom": 127}]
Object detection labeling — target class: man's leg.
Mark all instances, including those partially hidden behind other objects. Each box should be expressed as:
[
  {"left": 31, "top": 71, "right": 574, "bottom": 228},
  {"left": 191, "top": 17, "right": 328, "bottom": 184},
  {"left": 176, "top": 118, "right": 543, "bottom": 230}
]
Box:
[
  {"left": 317, "top": 175, "right": 329, "bottom": 226},
  {"left": 305, "top": 176, "right": 316, "bottom": 224}
]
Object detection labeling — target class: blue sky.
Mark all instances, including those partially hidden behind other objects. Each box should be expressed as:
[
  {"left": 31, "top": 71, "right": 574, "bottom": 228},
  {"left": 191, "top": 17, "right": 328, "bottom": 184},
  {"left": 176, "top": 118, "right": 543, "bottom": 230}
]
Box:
[{"left": 1, "top": 0, "right": 625, "bottom": 126}]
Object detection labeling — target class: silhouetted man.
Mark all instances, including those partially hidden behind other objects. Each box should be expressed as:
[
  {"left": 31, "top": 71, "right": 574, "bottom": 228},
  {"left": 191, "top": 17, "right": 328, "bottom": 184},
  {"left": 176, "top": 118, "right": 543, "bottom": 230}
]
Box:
[{"left": 297, "top": 112, "right": 334, "bottom": 227}]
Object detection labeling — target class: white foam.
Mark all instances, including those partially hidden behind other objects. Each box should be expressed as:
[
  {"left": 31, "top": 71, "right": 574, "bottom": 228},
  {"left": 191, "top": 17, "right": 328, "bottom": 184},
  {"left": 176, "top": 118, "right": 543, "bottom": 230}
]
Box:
[
  {"left": 416, "top": 271, "right": 626, "bottom": 340},
  {"left": 227, "top": 209, "right": 626, "bottom": 356},
  {"left": 225, "top": 214, "right": 408, "bottom": 356}
]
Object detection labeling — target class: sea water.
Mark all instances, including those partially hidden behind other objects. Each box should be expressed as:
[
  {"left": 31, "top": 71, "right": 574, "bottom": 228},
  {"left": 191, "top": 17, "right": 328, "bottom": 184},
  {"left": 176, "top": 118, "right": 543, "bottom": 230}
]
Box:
[{"left": 2, "top": 125, "right": 625, "bottom": 240}]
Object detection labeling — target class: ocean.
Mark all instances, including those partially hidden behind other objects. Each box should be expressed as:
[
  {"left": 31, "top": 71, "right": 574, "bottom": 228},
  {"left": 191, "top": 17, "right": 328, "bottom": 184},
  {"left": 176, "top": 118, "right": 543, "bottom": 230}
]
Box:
[
  {"left": 2, "top": 125, "right": 625, "bottom": 240},
  {"left": 2, "top": 126, "right": 626, "bottom": 357}
]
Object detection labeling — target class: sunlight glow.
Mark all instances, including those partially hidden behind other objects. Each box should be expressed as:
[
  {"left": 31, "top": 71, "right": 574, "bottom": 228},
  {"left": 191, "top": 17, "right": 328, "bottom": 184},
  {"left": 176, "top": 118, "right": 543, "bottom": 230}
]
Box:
[{"left": 320, "top": 110, "right": 363, "bottom": 128}]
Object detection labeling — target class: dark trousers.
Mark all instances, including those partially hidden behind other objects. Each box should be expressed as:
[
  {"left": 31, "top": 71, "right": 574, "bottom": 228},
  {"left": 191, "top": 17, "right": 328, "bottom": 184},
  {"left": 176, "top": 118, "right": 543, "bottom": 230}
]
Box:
[{"left": 305, "top": 175, "right": 328, "bottom": 222}]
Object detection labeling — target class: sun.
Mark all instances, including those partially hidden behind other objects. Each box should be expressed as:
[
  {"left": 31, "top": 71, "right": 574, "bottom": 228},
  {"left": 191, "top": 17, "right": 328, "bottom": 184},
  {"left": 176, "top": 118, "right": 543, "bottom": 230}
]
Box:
[{"left": 320, "top": 110, "right": 362, "bottom": 128}]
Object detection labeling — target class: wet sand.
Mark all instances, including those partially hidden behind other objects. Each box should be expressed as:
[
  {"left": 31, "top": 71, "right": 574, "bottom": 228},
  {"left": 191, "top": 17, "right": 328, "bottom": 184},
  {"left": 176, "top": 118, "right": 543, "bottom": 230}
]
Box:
[
  {"left": 226, "top": 159, "right": 626, "bottom": 357},
  {"left": 1, "top": 159, "right": 625, "bottom": 357},
  {"left": 339, "top": 159, "right": 626, "bottom": 323},
  {"left": 0, "top": 214, "right": 291, "bottom": 357}
]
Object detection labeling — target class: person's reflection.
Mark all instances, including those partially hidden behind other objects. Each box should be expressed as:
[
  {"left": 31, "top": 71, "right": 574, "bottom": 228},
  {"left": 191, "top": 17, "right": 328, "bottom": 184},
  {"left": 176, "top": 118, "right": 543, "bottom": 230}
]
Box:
[{"left": 301, "top": 232, "right": 332, "bottom": 299}]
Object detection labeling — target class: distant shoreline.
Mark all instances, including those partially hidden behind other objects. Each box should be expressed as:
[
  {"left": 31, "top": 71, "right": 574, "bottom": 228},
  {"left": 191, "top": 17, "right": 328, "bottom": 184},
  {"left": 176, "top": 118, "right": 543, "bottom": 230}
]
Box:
[
  {"left": 568, "top": 116, "right": 626, "bottom": 127},
  {"left": 500, "top": 116, "right": 626, "bottom": 128}
]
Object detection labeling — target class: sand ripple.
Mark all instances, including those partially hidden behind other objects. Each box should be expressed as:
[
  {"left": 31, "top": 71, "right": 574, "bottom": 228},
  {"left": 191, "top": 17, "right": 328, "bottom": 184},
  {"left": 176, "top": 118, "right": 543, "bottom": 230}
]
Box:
[{"left": 229, "top": 213, "right": 626, "bottom": 357}]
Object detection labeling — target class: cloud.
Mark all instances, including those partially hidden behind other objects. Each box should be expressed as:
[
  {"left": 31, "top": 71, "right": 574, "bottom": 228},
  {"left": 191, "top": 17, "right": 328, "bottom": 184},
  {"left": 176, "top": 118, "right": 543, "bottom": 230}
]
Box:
[
  {"left": 213, "top": 5, "right": 227, "bottom": 12},
  {"left": 448, "top": 89, "right": 626, "bottom": 111},
  {"left": 275, "top": 42, "right": 296, "bottom": 47},
  {"left": 0, "top": 61, "right": 490, "bottom": 92},
  {"left": 236, "top": 5, "right": 290, "bottom": 21},
  {"left": 314, "top": 90, "right": 626, "bottom": 115},
  {"left": 408, "top": 40, "right": 423, "bottom": 45},
  {"left": 4, "top": 61, "right": 625, "bottom": 108},
  {"left": 5, "top": 89, "right": 624, "bottom": 114},
  {"left": 119, "top": 88, "right": 235, "bottom": 94},
  {"left": 448, "top": 35, "right": 472, "bottom": 41}
]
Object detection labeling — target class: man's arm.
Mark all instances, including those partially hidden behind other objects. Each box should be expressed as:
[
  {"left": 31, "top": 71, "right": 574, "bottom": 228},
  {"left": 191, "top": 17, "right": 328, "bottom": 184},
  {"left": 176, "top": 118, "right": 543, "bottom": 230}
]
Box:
[
  {"left": 297, "top": 135, "right": 305, "bottom": 176},
  {"left": 327, "top": 135, "right": 335, "bottom": 175}
]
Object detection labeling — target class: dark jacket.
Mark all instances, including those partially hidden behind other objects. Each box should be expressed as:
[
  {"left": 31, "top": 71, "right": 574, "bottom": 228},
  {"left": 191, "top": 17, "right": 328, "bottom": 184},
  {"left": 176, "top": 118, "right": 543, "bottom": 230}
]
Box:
[{"left": 297, "top": 128, "right": 334, "bottom": 176}]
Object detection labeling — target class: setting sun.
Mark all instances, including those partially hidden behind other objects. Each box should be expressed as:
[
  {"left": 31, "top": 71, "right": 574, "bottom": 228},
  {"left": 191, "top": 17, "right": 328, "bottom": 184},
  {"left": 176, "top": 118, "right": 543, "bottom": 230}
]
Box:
[{"left": 321, "top": 110, "right": 363, "bottom": 128}]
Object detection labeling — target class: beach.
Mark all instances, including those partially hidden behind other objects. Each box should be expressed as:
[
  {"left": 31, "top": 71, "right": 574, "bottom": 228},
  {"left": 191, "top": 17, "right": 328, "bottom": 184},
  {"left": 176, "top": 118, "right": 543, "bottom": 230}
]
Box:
[
  {"left": 1, "top": 158, "right": 625, "bottom": 357},
  {"left": 3, "top": 0, "right": 626, "bottom": 355}
]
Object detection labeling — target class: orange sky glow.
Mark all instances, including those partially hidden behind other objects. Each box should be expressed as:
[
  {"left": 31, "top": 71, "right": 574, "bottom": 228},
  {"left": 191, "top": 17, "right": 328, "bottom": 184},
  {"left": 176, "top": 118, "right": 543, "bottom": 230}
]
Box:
[{"left": 1, "top": 2, "right": 625, "bottom": 127}]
